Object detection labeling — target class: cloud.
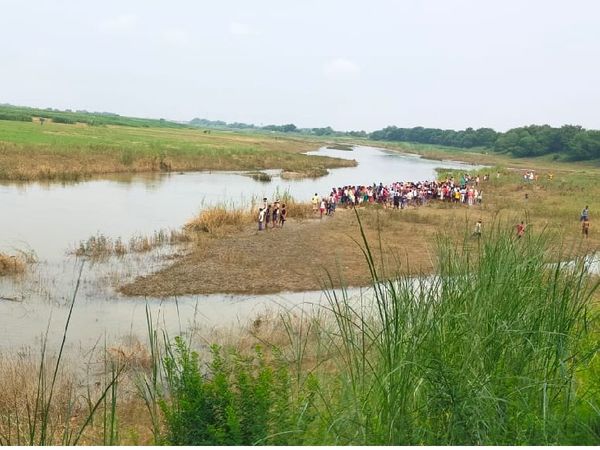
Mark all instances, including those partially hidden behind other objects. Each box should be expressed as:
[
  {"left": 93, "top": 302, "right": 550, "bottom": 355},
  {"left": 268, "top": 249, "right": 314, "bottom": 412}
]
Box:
[
  {"left": 323, "top": 58, "right": 361, "bottom": 81},
  {"left": 228, "top": 21, "right": 254, "bottom": 36},
  {"left": 98, "top": 14, "right": 137, "bottom": 33},
  {"left": 162, "top": 29, "right": 189, "bottom": 47}
]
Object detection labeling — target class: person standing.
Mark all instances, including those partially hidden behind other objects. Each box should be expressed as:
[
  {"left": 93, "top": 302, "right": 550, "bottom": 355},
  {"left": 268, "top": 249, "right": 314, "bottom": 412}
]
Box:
[
  {"left": 279, "top": 203, "right": 287, "bottom": 227},
  {"left": 272, "top": 204, "right": 279, "bottom": 228},
  {"left": 516, "top": 221, "right": 526, "bottom": 239},
  {"left": 258, "top": 208, "right": 265, "bottom": 231},
  {"left": 582, "top": 218, "right": 590, "bottom": 238},
  {"left": 265, "top": 204, "right": 271, "bottom": 230},
  {"left": 312, "top": 193, "right": 319, "bottom": 214},
  {"left": 473, "top": 219, "right": 482, "bottom": 237},
  {"left": 580, "top": 205, "right": 589, "bottom": 222}
]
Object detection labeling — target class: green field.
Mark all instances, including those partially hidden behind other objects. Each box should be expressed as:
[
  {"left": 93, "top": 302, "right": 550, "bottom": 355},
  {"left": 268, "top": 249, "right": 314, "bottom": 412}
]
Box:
[{"left": 0, "top": 119, "right": 354, "bottom": 181}]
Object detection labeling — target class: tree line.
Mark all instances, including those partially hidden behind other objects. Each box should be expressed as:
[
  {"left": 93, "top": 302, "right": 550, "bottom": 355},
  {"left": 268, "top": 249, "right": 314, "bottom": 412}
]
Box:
[
  {"left": 190, "top": 117, "right": 600, "bottom": 161},
  {"left": 370, "top": 124, "right": 600, "bottom": 161}
]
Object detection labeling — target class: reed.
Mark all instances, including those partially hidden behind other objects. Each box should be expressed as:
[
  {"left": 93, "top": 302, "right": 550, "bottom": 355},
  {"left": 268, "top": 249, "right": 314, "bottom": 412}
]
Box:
[
  {"left": 72, "top": 229, "right": 190, "bottom": 259},
  {"left": 185, "top": 205, "right": 254, "bottom": 235},
  {"left": 0, "top": 253, "right": 27, "bottom": 276},
  {"left": 304, "top": 212, "right": 600, "bottom": 444}
]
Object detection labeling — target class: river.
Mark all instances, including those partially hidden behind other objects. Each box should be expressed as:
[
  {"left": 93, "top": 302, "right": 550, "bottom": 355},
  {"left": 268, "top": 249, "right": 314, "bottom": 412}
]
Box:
[{"left": 0, "top": 145, "right": 486, "bottom": 353}]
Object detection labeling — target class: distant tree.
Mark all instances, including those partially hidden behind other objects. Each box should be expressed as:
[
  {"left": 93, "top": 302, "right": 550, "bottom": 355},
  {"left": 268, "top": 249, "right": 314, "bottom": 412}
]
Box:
[
  {"left": 311, "top": 126, "right": 334, "bottom": 136},
  {"left": 281, "top": 123, "right": 297, "bottom": 132}
]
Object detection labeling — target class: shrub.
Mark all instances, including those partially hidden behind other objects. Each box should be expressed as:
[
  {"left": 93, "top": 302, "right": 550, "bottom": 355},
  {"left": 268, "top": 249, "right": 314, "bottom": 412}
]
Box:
[{"left": 159, "top": 338, "right": 294, "bottom": 445}]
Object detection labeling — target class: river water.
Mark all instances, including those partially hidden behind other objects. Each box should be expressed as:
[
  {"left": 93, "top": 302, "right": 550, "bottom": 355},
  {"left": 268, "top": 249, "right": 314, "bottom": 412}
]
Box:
[{"left": 0, "top": 145, "right": 486, "bottom": 353}]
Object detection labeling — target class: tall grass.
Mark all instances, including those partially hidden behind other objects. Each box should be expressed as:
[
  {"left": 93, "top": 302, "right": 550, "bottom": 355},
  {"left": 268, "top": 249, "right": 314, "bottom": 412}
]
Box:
[
  {"left": 143, "top": 215, "right": 598, "bottom": 445},
  {"left": 308, "top": 213, "right": 600, "bottom": 444},
  {"left": 185, "top": 205, "right": 254, "bottom": 235}
]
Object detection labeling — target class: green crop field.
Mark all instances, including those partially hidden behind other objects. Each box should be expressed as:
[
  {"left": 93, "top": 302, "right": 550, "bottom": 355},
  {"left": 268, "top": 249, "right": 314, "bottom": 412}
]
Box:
[{"left": 0, "top": 116, "right": 354, "bottom": 181}]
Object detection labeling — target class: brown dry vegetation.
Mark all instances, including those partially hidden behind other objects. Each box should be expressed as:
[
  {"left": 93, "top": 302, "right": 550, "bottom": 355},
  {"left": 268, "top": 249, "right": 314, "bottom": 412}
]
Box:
[
  {"left": 0, "top": 344, "right": 158, "bottom": 445},
  {"left": 121, "top": 167, "right": 600, "bottom": 297},
  {"left": 72, "top": 229, "right": 190, "bottom": 259},
  {"left": 0, "top": 252, "right": 27, "bottom": 276}
]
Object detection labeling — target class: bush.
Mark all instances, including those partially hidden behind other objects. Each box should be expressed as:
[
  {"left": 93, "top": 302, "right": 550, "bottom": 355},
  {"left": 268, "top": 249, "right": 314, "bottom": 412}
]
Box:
[{"left": 159, "top": 338, "right": 295, "bottom": 445}]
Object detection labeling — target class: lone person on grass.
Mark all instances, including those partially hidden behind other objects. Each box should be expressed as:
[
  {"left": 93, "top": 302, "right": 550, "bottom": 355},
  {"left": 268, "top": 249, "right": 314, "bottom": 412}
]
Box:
[
  {"left": 516, "top": 221, "right": 526, "bottom": 239},
  {"left": 580, "top": 205, "right": 589, "bottom": 222},
  {"left": 582, "top": 218, "right": 590, "bottom": 238},
  {"left": 473, "top": 219, "right": 482, "bottom": 238}
]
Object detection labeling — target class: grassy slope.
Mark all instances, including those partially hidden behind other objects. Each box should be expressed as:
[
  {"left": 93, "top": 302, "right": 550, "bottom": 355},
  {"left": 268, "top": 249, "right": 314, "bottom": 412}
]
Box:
[{"left": 0, "top": 120, "right": 355, "bottom": 181}]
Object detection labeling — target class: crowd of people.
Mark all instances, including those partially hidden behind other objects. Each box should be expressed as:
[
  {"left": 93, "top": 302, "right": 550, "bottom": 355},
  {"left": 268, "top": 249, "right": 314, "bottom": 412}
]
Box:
[
  {"left": 310, "top": 173, "right": 488, "bottom": 218},
  {"left": 256, "top": 173, "right": 591, "bottom": 239}
]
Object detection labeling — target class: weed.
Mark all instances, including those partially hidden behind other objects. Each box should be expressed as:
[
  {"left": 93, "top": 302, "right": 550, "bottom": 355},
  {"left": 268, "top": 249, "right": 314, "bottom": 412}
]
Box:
[{"left": 0, "top": 252, "right": 27, "bottom": 276}]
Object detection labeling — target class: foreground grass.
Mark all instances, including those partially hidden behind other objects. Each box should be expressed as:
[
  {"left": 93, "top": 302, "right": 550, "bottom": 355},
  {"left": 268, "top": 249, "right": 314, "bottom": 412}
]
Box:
[
  {"left": 0, "top": 120, "right": 355, "bottom": 181},
  {"left": 2, "top": 224, "right": 599, "bottom": 445}
]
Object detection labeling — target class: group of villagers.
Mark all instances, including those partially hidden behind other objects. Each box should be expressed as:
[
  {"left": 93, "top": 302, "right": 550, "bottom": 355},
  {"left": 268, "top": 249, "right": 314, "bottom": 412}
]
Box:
[
  {"left": 258, "top": 171, "right": 591, "bottom": 239},
  {"left": 310, "top": 173, "right": 489, "bottom": 219},
  {"left": 257, "top": 198, "right": 287, "bottom": 231}
]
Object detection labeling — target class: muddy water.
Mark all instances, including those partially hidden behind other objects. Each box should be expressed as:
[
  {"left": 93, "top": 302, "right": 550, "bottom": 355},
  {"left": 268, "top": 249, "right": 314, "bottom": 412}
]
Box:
[
  {"left": 0, "top": 145, "right": 481, "bottom": 353},
  {"left": 0, "top": 146, "right": 479, "bottom": 260}
]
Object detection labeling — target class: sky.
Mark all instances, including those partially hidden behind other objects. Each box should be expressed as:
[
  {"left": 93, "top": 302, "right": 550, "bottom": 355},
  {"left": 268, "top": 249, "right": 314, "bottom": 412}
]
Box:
[{"left": 0, "top": 0, "right": 599, "bottom": 132}]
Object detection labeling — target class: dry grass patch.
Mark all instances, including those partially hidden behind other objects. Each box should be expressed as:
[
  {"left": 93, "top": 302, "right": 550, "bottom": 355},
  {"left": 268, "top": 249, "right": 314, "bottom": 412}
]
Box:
[
  {"left": 185, "top": 206, "right": 254, "bottom": 235},
  {"left": 73, "top": 229, "right": 190, "bottom": 259},
  {"left": 0, "top": 252, "right": 28, "bottom": 276}
]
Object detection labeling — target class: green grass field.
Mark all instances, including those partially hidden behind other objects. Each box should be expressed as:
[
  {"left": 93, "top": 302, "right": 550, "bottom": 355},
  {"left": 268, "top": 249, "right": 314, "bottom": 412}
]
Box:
[{"left": 0, "top": 119, "right": 354, "bottom": 181}]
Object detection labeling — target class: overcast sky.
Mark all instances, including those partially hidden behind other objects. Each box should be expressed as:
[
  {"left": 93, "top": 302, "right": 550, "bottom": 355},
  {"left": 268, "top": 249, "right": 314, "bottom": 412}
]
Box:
[{"left": 1, "top": 0, "right": 598, "bottom": 131}]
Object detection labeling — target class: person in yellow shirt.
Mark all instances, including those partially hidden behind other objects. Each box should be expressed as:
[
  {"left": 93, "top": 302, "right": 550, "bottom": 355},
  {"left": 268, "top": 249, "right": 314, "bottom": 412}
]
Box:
[{"left": 311, "top": 193, "right": 319, "bottom": 213}]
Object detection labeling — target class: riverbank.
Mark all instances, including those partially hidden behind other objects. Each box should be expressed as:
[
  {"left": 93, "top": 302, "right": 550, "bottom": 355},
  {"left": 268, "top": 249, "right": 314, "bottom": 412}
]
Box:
[
  {"left": 0, "top": 120, "right": 355, "bottom": 181},
  {"left": 348, "top": 138, "right": 600, "bottom": 172},
  {"left": 120, "top": 165, "right": 600, "bottom": 296}
]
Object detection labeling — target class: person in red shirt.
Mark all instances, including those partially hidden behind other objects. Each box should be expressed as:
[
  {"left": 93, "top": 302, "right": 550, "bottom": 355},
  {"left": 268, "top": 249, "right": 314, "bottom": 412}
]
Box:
[{"left": 516, "top": 221, "right": 526, "bottom": 239}]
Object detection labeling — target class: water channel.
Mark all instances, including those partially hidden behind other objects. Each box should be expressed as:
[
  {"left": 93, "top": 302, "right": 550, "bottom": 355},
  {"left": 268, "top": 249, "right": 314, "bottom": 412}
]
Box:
[{"left": 0, "top": 145, "right": 492, "bottom": 353}]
